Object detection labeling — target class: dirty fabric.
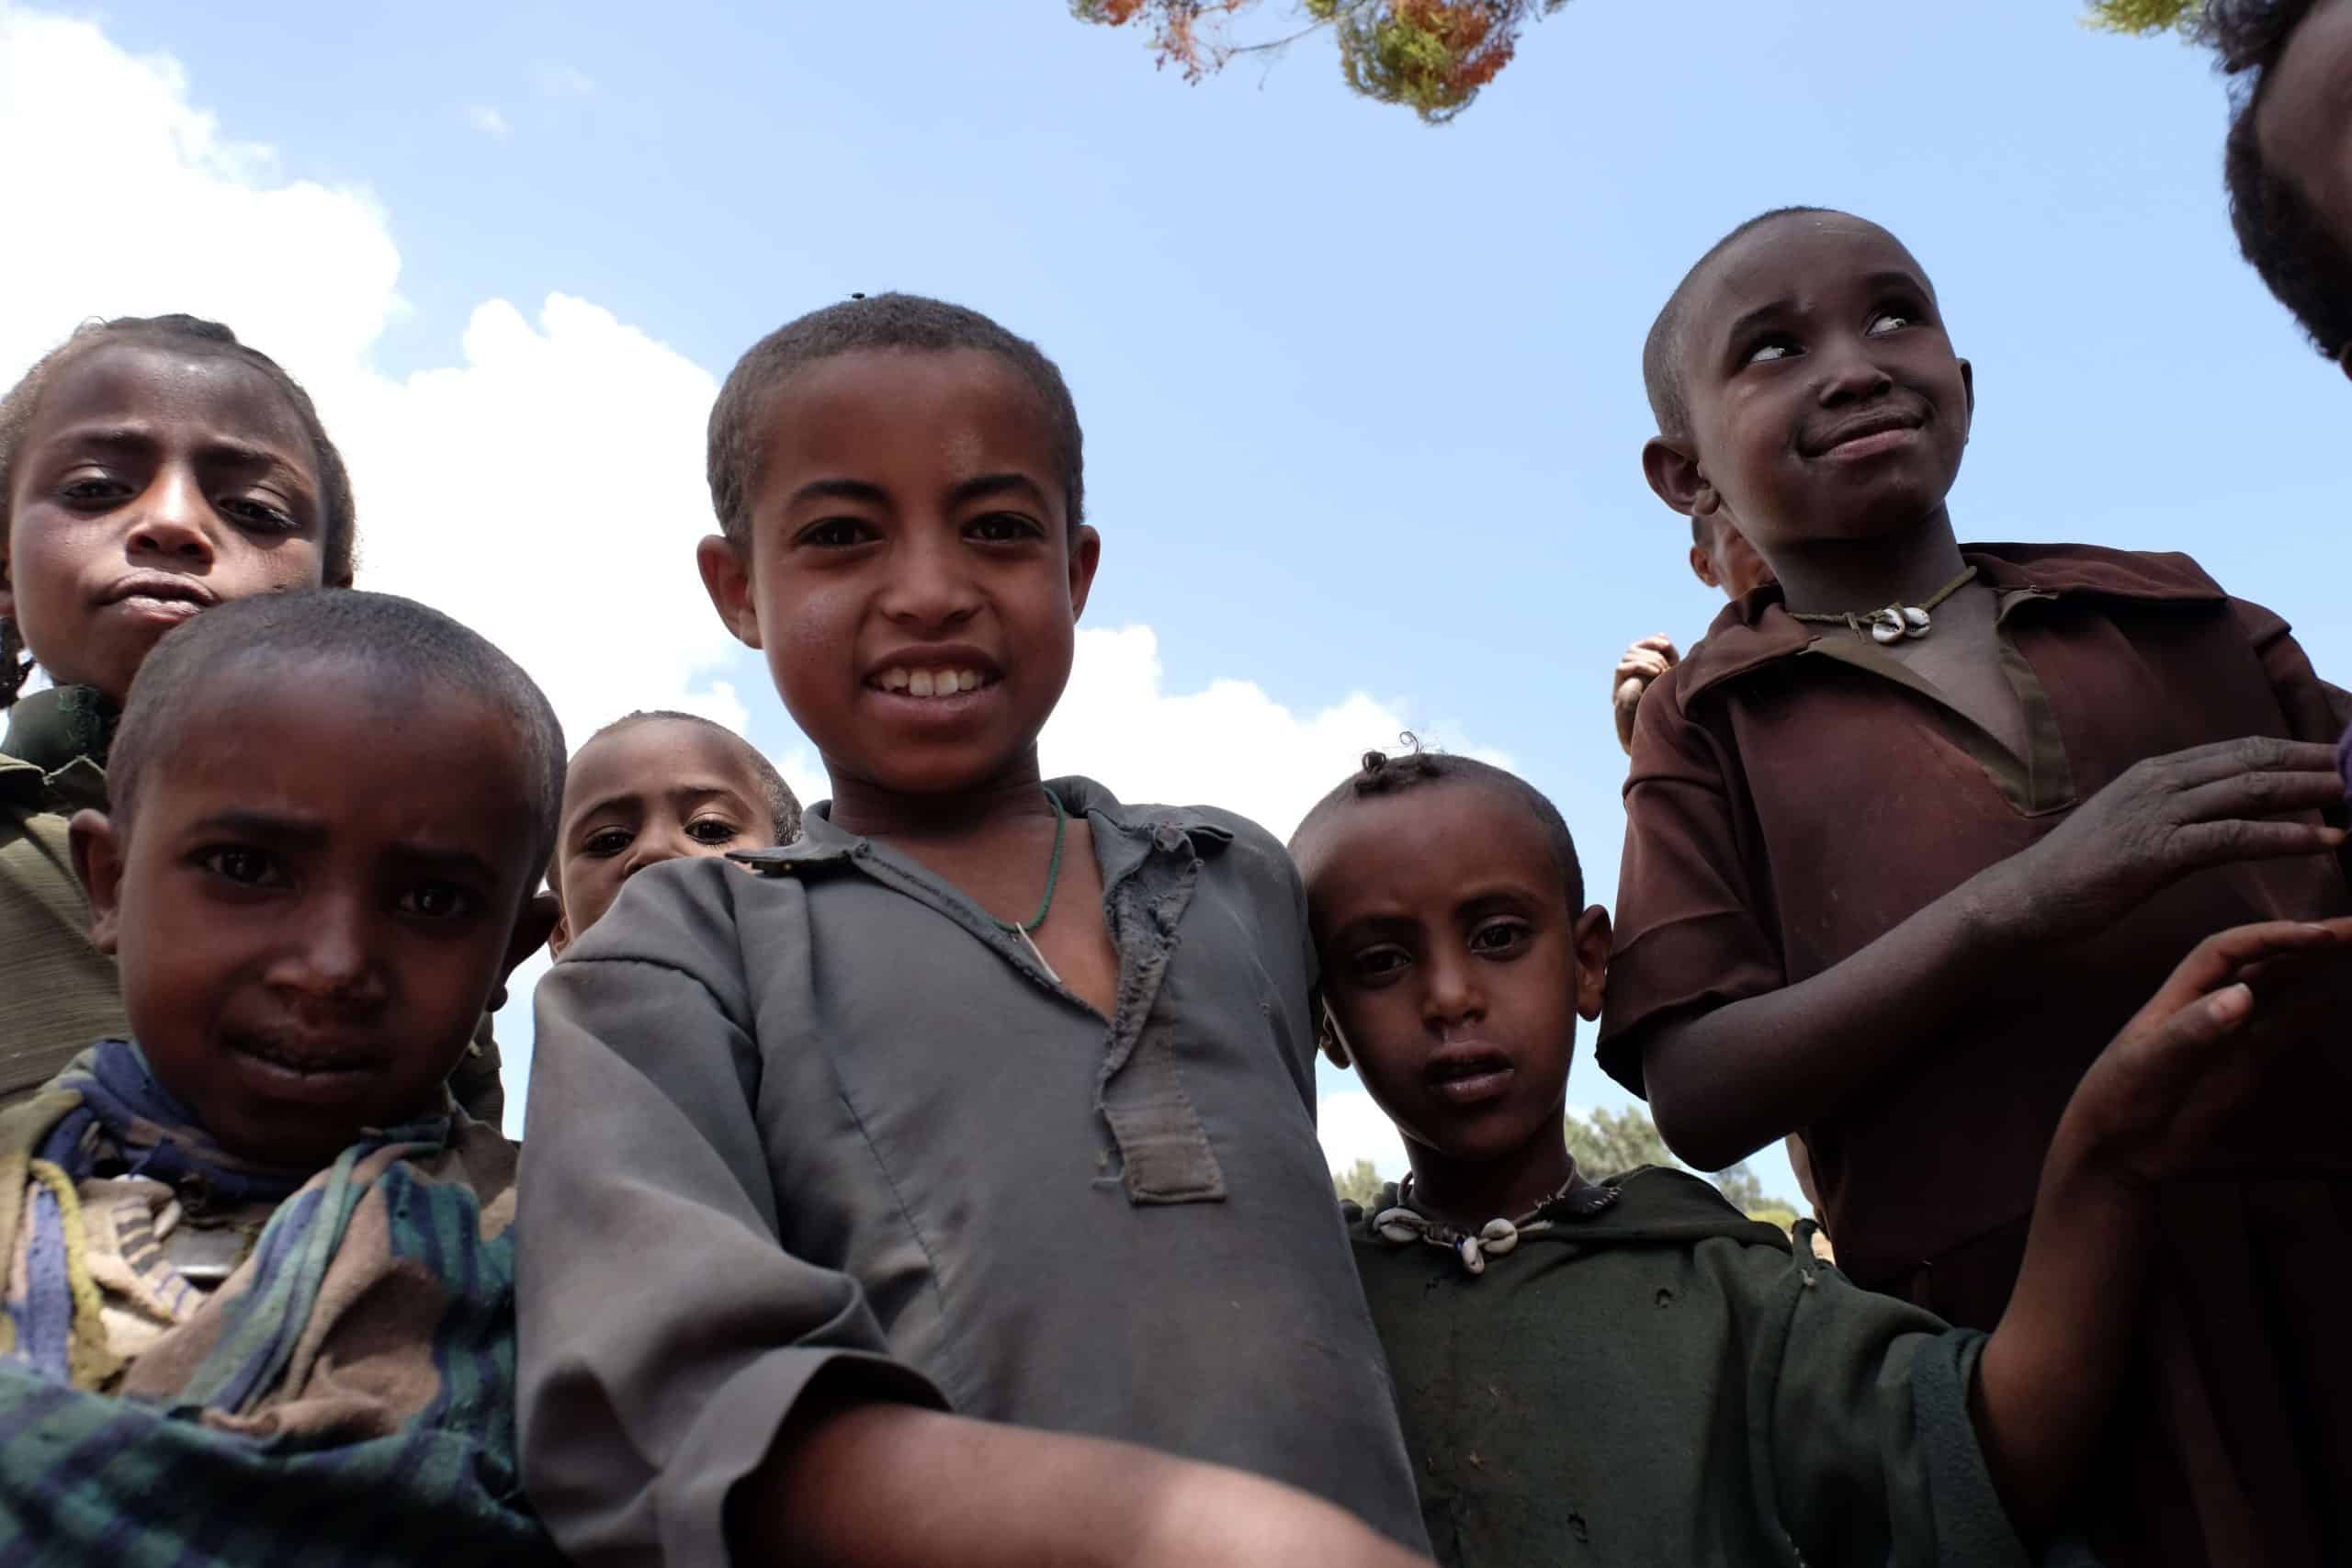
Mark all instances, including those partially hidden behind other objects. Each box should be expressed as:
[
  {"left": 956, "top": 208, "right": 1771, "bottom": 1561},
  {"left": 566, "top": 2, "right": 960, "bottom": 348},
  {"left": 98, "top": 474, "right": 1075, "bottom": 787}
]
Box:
[
  {"left": 518, "top": 777, "right": 1428, "bottom": 1564},
  {"left": 1352, "top": 1166, "right": 2075, "bottom": 1568},
  {"left": 0, "top": 1040, "right": 557, "bottom": 1565},
  {"left": 1603, "top": 544, "right": 2352, "bottom": 1566}
]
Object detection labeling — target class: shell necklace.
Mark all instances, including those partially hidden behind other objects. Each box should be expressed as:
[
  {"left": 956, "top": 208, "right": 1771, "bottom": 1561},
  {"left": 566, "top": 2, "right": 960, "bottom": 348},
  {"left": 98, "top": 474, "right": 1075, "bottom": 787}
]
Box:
[
  {"left": 1372, "top": 1169, "right": 1619, "bottom": 1276},
  {"left": 1788, "top": 565, "right": 1977, "bottom": 646}
]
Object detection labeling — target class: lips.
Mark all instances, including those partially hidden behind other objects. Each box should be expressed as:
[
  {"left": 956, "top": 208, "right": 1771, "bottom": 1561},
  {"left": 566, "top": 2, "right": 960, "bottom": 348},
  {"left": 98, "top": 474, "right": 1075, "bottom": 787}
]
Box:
[
  {"left": 99, "top": 572, "right": 219, "bottom": 622},
  {"left": 865, "top": 645, "right": 1004, "bottom": 703},
  {"left": 1805, "top": 406, "right": 1924, "bottom": 457},
  {"left": 223, "top": 1030, "right": 388, "bottom": 1100},
  {"left": 1424, "top": 1044, "right": 1516, "bottom": 1107}
]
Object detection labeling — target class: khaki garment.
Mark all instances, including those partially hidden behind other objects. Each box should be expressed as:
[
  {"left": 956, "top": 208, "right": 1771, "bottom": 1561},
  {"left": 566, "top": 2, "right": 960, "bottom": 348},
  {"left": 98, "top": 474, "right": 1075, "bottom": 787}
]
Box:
[{"left": 1602, "top": 543, "right": 2352, "bottom": 1568}]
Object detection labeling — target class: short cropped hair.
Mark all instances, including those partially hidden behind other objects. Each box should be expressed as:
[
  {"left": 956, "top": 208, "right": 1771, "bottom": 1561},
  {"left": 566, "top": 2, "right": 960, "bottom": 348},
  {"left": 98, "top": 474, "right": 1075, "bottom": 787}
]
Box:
[
  {"left": 0, "top": 314, "right": 360, "bottom": 707},
  {"left": 2207, "top": 0, "right": 2352, "bottom": 355},
  {"left": 581, "top": 709, "right": 802, "bottom": 842},
  {"left": 1292, "top": 743, "right": 1584, "bottom": 911},
  {"left": 707, "top": 292, "right": 1086, "bottom": 547},
  {"left": 111, "top": 591, "right": 565, "bottom": 877},
  {"left": 1643, "top": 206, "right": 1838, "bottom": 441}
]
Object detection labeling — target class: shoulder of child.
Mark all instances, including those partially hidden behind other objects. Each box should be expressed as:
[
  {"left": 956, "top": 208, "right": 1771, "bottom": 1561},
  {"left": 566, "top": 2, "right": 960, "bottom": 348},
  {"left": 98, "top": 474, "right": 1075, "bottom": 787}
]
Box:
[{"left": 1965, "top": 540, "right": 2223, "bottom": 601}]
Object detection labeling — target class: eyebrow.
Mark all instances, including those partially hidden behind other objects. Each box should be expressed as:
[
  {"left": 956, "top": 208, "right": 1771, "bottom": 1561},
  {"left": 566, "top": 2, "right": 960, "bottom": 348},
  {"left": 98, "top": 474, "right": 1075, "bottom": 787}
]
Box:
[
  {"left": 786, "top": 472, "right": 1051, "bottom": 512},
  {"left": 946, "top": 471, "right": 1051, "bottom": 509},
  {"left": 566, "top": 782, "right": 755, "bottom": 830},
  {"left": 786, "top": 477, "right": 889, "bottom": 509},
  {"left": 1721, "top": 267, "right": 1931, "bottom": 348},
  {"left": 186, "top": 807, "right": 501, "bottom": 882}
]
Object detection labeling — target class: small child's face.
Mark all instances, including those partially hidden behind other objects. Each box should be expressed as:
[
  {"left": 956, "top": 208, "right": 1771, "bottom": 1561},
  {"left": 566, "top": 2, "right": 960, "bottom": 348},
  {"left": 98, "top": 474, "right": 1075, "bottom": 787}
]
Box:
[
  {"left": 698, "top": 348, "right": 1100, "bottom": 800},
  {"left": 1668, "top": 215, "right": 1973, "bottom": 557},
  {"left": 1304, "top": 784, "right": 1610, "bottom": 1170},
  {"left": 2257, "top": 0, "right": 2352, "bottom": 304},
  {"left": 2, "top": 344, "right": 330, "bottom": 703},
  {"left": 550, "top": 717, "right": 782, "bottom": 953},
  {"left": 73, "top": 665, "right": 547, "bottom": 1168}
]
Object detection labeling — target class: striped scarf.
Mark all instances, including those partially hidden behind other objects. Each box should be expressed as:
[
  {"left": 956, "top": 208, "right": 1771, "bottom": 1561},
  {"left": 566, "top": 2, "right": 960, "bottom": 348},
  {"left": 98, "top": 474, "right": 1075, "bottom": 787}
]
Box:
[{"left": 0, "top": 1041, "right": 558, "bottom": 1564}]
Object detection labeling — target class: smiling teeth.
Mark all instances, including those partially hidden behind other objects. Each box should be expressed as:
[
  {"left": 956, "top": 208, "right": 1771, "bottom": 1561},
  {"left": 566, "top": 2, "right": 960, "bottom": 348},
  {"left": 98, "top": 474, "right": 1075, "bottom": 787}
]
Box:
[{"left": 878, "top": 668, "right": 982, "bottom": 697}]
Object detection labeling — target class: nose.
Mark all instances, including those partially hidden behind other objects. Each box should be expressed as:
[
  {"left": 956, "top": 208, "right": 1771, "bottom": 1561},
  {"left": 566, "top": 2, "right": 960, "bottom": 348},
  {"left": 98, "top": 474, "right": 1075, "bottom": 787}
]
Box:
[
  {"left": 877, "top": 526, "right": 979, "bottom": 632},
  {"left": 269, "top": 894, "right": 387, "bottom": 1008},
  {"left": 618, "top": 822, "right": 698, "bottom": 883},
  {"left": 1814, "top": 333, "right": 1894, "bottom": 408},
  {"left": 1421, "top": 948, "right": 1486, "bottom": 1031},
  {"left": 125, "top": 468, "right": 219, "bottom": 565}
]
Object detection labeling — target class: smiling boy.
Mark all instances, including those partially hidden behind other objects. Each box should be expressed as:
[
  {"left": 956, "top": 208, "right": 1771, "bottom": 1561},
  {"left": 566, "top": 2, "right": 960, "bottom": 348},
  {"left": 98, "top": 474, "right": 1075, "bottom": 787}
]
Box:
[
  {"left": 1607, "top": 207, "right": 2352, "bottom": 1565},
  {"left": 515, "top": 295, "right": 1430, "bottom": 1567},
  {"left": 0, "top": 590, "right": 561, "bottom": 1563}
]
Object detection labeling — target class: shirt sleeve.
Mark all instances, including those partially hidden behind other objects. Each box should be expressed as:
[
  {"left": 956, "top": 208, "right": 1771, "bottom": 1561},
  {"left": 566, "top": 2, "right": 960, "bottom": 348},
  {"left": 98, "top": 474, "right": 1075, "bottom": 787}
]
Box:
[
  {"left": 1751, "top": 1243, "right": 2070, "bottom": 1568},
  {"left": 514, "top": 862, "right": 944, "bottom": 1568},
  {"left": 1596, "top": 669, "right": 1784, "bottom": 1096},
  {"left": 2230, "top": 598, "right": 2352, "bottom": 747}
]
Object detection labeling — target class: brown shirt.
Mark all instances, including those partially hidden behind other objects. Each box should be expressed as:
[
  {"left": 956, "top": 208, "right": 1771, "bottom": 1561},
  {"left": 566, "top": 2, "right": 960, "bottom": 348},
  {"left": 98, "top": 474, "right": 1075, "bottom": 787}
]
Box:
[
  {"left": 1601, "top": 543, "right": 2352, "bottom": 1566},
  {"left": 515, "top": 779, "right": 1429, "bottom": 1565}
]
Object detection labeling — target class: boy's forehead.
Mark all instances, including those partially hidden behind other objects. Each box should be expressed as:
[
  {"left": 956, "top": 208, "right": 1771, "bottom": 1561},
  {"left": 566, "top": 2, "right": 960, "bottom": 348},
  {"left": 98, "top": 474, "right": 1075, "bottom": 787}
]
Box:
[
  {"left": 755, "top": 348, "right": 1059, "bottom": 488},
  {"left": 33, "top": 341, "right": 307, "bottom": 451},
  {"left": 1688, "top": 214, "right": 1928, "bottom": 341},
  {"left": 564, "top": 720, "right": 763, "bottom": 811},
  {"left": 1304, "top": 784, "right": 1558, "bottom": 908}
]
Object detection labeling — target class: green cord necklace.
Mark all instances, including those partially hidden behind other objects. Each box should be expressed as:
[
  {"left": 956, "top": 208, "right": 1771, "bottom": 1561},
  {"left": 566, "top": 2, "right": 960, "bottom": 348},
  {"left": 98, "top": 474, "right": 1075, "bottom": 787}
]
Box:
[{"left": 996, "top": 787, "right": 1068, "bottom": 983}]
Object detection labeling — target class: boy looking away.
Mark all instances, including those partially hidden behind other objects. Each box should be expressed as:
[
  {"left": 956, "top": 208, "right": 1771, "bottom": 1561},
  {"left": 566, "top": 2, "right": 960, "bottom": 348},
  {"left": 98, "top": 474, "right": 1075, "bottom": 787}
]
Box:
[
  {"left": 1295, "top": 747, "right": 2352, "bottom": 1566},
  {"left": 1608, "top": 208, "right": 2352, "bottom": 1566},
  {"left": 1, "top": 590, "right": 561, "bottom": 1562},
  {"left": 515, "top": 294, "right": 1430, "bottom": 1567}
]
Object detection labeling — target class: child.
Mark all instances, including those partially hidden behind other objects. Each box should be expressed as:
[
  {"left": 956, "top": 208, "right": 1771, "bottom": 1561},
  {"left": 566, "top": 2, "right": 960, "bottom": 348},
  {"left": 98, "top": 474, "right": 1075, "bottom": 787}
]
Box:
[
  {"left": 0, "top": 314, "right": 354, "bottom": 1103},
  {"left": 2207, "top": 0, "right": 2352, "bottom": 367},
  {"left": 0, "top": 314, "right": 507, "bottom": 1122},
  {"left": 1609, "top": 509, "right": 1770, "bottom": 754},
  {"left": 0, "top": 590, "right": 562, "bottom": 1562},
  {"left": 1295, "top": 747, "right": 2352, "bottom": 1568},
  {"left": 516, "top": 294, "right": 1432, "bottom": 1566},
  {"left": 547, "top": 708, "right": 801, "bottom": 953},
  {"left": 1610, "top": 206, "right": 2352, "bottom": 1566}
]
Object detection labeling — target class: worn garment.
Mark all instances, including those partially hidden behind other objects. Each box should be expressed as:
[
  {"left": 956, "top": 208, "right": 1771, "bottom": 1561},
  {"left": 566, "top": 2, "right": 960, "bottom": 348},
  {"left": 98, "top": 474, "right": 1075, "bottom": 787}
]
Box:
[
  {"left": 517, "top": 778, "right": 1430, "bottom": 1564},
  {"left": 0, "top": 689, "right": 128, "bottom": 1102},
  {"left": 1601, "top": 544, "right": 2352, "bottom": 1567},
  {"left": 0, "top": 687, "right": 508, "bottom": 1121},
  {"left": 1352, "top": 1167, "right": 2075, "bottom": 1568},
  {"left": 0, "top": 1039, "right": 558, "bottom": 1564}
]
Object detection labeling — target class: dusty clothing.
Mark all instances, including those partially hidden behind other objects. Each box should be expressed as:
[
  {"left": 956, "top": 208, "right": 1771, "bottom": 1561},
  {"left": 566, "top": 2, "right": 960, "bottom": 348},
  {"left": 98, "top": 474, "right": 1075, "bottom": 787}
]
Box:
[
  {"left": 1351, "top": 1167, "right": 2064, "bottom": 1568},
  {"left": 1602, "top": 544, "right": 2352, "bottom": 1566},
  {"left": 517, "top": 779, "right": 1429, "bottom": 1564},
  {"left": 0, "top": 690, "right": 127, "bottom": 1102},
  {"left": 0, "top": 688, "right": 507, "bottom": 1121},
  {"left": 0, "top": 1041, "right": 556, "bottom": 1564}
]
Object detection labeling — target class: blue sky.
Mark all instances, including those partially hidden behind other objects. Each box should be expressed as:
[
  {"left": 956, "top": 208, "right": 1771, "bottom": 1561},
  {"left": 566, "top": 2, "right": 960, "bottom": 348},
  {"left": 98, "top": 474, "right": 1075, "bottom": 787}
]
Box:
[{"left": 7, "top": 1, "right": 2341, "bottom": 1202}]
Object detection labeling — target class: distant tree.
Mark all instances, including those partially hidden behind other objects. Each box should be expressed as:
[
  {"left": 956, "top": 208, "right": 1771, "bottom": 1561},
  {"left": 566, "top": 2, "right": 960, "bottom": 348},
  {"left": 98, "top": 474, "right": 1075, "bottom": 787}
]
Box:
[
  {"left": 1333, "top": 1157, "right": 1387, "bottom": 1207},
  {"left": 2082, "top": 0, "right": 2204, "bottom": 33},
  {"left": 1566, "top": 1105, "right": 1798, "bottom": 1226},
  {"left": 1070, "top": 0, "right": 1572, "bottom": 124}
]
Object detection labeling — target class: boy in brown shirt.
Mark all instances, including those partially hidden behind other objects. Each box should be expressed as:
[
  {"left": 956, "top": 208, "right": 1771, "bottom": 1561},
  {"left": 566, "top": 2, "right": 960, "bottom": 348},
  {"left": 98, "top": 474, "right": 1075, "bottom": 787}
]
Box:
[{"left": 1604, "top": 206, "right": 2352, "bottom": 1567}]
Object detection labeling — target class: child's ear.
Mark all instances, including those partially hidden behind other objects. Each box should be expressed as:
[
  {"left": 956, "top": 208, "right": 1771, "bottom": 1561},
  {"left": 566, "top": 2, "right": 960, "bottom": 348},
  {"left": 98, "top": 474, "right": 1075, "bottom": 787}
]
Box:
[
  {"left": 489, "top": 890, "right": 562, "bottom": 1010},
  {"left": 1688, "top": 543, "right": 1723, "bottom": 591},
  {"left": 1315, "top": 997, "right": 1352, "bottom": 1070},
  {"left": 67, "top": 809, "right": 127, "bottom": 954},
  {"left": 695, "top": 535, "right": 763, "bottom": 650},
  {"left": 1067, "top": 525, "right": 1102, "bottom": 622},
  {"left": 546, "top": 907, "right": 573, "bottom": 960},
  {"left": 1642, "top": 436, "right": 1718, "bottom": 521},
  {"left": 1571, "top": 905, "right": 1612, "bottom": 1022}
]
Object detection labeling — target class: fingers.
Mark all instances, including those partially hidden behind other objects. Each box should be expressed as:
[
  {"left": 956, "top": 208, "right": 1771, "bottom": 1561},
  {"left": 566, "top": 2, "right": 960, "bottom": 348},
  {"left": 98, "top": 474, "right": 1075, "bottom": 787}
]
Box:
[
  {"left": 2173, "top": 765, "right": 2349, "bottom": 827},
  {"left": 2143, "top": 736, "right": 2344, "bottom": 790},
  {"left": 1633, "top": 634, "right": 1679, "bottom": 661},
  {"left": 2120, "top": 919, "right": 2352, "bottom": 1039},
  {"left": 2169, "top": 818, "right": 2346, "bottom": 867},
  {"left": 1614, "top": 651, "right": 1673, "bottom": 683}
]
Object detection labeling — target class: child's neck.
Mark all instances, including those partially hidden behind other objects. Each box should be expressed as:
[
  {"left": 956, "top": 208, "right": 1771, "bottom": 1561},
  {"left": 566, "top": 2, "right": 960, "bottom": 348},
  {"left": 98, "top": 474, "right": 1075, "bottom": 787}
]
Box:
[
  {"left": 1766, "top": 505, "right": 1968, "bottom": 619},
  {"left": 826, "top": 753, "right": 1050, "bottom": 845},
  {"left": 1405, "top": 1127, "right": 1577, "bottom": 1230}
]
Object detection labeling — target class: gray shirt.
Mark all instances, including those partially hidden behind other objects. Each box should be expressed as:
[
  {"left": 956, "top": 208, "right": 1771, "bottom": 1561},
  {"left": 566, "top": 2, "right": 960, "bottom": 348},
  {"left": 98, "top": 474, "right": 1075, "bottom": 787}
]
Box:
[{"left": 515, "top": 777, "right": 1429, "bottom": 1565}]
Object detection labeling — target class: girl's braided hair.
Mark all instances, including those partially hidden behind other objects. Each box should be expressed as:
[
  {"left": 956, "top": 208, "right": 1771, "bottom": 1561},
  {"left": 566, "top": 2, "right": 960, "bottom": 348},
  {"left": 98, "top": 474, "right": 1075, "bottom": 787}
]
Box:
[
  {"left": 1295, "top": 736, "right": 1585, "bottom": 908},
  {"left": 0, "top": 314, "right": 358, "bottom": 708}
]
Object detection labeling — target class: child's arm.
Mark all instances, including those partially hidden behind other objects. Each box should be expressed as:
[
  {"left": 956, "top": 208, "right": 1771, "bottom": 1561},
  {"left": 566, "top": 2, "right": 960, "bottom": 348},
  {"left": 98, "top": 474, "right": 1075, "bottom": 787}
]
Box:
[
  {"left": 1633, "top": 734, "right": 2346, "bottom": 1170},
  {"left": 1967, "top": 918, "right": 2352, "bottom": 1539},
  {"left": 733, "top": 1399, "right": 1430, "bottom": 1567}
]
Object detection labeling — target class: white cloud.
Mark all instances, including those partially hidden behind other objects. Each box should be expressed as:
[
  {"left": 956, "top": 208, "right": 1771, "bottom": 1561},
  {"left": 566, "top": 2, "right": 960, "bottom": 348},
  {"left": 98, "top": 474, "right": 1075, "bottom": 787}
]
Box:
[
  {"left": 531, "top": 61, "right": 595, "bottom": 98},
  {"left": 466, "top": 104, "right": 512, "bottom": 138},
  {"left": 1317, "top": 1089, "right": 1408, "bottom": 1180}
]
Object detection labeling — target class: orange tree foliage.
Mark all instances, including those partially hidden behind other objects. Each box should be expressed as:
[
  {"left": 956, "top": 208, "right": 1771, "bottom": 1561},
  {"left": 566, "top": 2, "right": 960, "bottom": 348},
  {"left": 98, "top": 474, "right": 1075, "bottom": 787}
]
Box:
[{"left": 1071, "top": 0, "right": 1571, "bottom": 123}]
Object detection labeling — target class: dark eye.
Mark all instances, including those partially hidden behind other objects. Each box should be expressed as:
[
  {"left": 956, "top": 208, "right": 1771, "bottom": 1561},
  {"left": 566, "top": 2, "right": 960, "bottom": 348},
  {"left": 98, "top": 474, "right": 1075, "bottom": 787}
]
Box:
[
  {"left": 58, "top": 472, "right": 131, "bottom": 505},
  {"left": 1866, "top": 310, "right": 1914, "bottom": 336},
  {"left": 218, "top": 495, "right": 301, "bottom": 534},
  {"left": 797, "top": 517, "right": 876, "bottom": 549},
  {"left": 399, "top": 882, "right": 478, "bottom": 919},
  {"left": 967, "top": 513, "right": 1042, "bottom": 544},
  {"left": 582, "top": 827, "right": 633, "bottom": 858},
  {"left": 198, "top": 847, "right": 280, "bottom": 886},
  {"left": 1348, "top": 945, "right": 1411, "bottom": 985},
  {"left": 1744, "top": 337, "right": 1796, "bottom": 366},
  {"left": 1469, "top": 919, "right": 1532, "bottom": 958},
  {"left": 685, "top": 817, "right": 741, "bottom": 845}
]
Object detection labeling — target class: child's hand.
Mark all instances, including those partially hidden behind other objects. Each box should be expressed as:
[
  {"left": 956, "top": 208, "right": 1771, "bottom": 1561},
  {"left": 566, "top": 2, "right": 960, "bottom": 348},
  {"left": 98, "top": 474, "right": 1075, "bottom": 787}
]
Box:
[
  {"left": 1612, "top": 635, "right": 1679, "bottom": 753},
  {"left": 2002, "top": 738, "right": 2346, "bottom": 942},
  {"left": 2056, "top": 918, "right": 2352, "bottom": 1189}
]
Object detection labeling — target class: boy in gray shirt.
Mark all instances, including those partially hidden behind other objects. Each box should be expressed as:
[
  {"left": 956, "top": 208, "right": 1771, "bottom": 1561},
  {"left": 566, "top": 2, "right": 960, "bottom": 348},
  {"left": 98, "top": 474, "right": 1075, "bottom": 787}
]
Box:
[{"left": 515, "top": 295, "right": 1430, "bottom": 1568}]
